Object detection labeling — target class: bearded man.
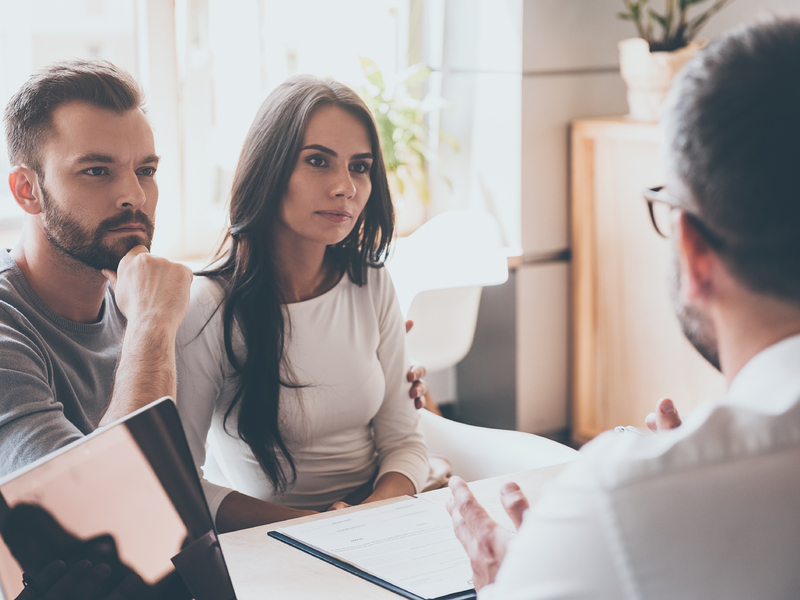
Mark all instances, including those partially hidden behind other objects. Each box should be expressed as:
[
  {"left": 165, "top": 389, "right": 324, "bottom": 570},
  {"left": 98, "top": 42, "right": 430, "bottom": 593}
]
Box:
[{"left": 0, "top": 60, "right": 193, "bottom": 475}]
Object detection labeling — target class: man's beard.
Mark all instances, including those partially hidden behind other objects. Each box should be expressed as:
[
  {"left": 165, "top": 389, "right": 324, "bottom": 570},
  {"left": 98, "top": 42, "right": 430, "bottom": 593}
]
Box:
[
  {"left": 669, "top": 251, "right": 721, "bottom": 371},
  {"left": 40, "top": 184, "right": 155, "bottom": 271}
]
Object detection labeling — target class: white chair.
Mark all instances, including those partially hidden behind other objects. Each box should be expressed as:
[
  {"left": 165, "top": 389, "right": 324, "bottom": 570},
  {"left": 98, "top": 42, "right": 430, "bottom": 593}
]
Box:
[
  {"left": 386, "top": 210, "right": 578, "bottom": 481},
  {"left": 205, "top": 411, "right": 579, "bottom": 490},
  {"left": 385, "top": 209, "right": 508, "bottom": 372},
  {"left": 419, "top": 409, "right": 579, "bottom": 482}
]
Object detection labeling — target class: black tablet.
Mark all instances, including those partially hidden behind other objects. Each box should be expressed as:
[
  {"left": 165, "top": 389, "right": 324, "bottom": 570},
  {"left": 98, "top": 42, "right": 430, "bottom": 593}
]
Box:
[{"left": 0, "top": 398, "right": 236, "bottom": 600}]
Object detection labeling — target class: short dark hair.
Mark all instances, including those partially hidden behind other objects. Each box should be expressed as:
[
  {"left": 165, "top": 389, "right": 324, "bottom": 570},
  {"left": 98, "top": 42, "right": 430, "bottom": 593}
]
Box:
[
  {"left": 3, "top": 59, "right": 144, "bottom": 173},
  {"left": 664, "top": 18, "right": 800, "bottom": 303}
]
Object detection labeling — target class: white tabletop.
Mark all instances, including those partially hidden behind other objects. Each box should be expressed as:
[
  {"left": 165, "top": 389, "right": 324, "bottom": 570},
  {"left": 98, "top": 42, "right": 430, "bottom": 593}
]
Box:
[{"left": 219, "top": 463, "right": 568, "bottom": 600}]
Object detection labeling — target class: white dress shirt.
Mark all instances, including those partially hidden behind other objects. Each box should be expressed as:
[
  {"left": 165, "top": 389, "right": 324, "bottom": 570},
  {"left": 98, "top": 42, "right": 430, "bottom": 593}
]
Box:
[{"left": 481, "top": 334, "right": 800, "bottom": 599}]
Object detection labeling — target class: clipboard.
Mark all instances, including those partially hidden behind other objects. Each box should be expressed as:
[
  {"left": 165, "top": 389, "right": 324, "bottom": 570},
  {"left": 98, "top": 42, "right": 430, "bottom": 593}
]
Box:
[
  {"left": 267, "top": 497, "right": 477, "bottom": 600},
  {"left": 269, "top": 530, "right": 476, "bottom": 600}
]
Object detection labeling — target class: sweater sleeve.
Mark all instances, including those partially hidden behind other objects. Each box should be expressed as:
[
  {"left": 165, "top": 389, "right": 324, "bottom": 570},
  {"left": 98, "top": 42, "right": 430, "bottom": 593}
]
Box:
[
  {"left": 0, "top": 309, "right": 83, "bottom": 477},
  {"left": 175, "top": 277, "right": 235, "bottom": 520},
  {"left": 369, "top": 267, "right": 429, "bottom": 493}
]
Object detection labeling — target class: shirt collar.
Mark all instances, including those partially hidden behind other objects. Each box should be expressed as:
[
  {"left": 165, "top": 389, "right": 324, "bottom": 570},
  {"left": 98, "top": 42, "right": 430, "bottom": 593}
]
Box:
[{"left": 724, "top": 333, "right": 800, "bottom": 414}]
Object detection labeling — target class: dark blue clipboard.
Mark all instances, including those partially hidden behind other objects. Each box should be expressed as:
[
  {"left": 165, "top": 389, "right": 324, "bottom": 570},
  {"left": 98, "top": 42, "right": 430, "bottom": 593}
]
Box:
[{"left": 268, "top": 530, "right": 476, "bottom": 600}]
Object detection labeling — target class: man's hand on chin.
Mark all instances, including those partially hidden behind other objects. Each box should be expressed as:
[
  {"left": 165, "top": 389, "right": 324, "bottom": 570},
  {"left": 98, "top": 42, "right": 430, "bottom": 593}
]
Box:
[
  {"left": 446, "top": 476, "right": 530, "bottom": 591},
  {"left": 97, "top": 246, "right": 193, "bottom": 425},
  {"left": 102, "top": 245, "right": 192, "bottom": 330}
]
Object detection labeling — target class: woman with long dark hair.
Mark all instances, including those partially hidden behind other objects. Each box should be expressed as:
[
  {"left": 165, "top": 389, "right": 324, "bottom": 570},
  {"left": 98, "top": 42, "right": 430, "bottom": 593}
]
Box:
[{"left": 175, "top": 76, "right": 429, "bottom": 533}]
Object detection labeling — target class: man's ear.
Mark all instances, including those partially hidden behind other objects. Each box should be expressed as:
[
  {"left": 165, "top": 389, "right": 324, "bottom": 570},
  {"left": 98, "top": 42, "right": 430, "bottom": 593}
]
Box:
[
  {"left": 8, "top": 166, "right": 43, "bottom": 215},
  {"left": 676, "top": 211, "right": 715, "bottom": 302}
]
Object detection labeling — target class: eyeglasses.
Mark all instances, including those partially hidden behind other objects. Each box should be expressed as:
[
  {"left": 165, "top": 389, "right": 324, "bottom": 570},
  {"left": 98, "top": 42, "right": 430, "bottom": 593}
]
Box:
[
  {"left": 642, "top": 185, "right": 725, "bottom": 249},
  {"left": 642, "top": 185, "right": 681, "bottom": 238}
]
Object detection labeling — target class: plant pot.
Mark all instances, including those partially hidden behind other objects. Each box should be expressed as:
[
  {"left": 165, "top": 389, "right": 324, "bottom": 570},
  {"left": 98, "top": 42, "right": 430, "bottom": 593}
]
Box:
[{"left": 618, "top": 38, "right": 705, "bottom": 122}]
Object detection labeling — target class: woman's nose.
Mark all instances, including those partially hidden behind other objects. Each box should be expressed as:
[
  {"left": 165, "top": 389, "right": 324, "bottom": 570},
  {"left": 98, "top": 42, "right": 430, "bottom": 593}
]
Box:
[{"left": 331, "top": 168, "right": 356, "bottom": 199}]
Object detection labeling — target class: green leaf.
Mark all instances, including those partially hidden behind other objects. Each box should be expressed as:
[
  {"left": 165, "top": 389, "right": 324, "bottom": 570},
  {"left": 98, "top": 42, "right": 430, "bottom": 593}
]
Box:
[
  {"left": 649, "top": 9, "right": 670, "bottom": 30},
  {"left": 684, "top": 0, "right": 733, "bottom": 41},
  {"left": 359, "top": 56, "right": 385, "bottom": 90}
]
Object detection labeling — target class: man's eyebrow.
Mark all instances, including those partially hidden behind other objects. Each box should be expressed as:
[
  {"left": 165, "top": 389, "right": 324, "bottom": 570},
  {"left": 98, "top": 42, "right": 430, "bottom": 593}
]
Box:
[
  {"left": 72, "top": 154, "right": 161, "bottom": 165},
  {"left": 74, "top": 153, "right": 114, "bottom": 164}
]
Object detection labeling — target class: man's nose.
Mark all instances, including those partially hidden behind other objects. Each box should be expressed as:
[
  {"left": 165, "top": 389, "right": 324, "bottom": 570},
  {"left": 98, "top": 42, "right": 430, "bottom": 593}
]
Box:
[{"left": 116, "top": 170, "right": 147, "bottom": 210}]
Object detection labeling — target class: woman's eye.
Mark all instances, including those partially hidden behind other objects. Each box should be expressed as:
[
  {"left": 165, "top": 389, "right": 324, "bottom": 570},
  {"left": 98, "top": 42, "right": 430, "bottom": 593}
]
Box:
[
  {"left": 351, "top": 162, "right": 371, "bottom": 174},
  {"left": 306, "top": 155, "right": 327, "bottom": 167}
]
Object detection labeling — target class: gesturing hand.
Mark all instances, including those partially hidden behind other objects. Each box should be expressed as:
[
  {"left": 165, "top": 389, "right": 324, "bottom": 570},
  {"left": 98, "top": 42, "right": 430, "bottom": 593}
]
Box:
[
  {"left": 102, "top": 246, "right": 192, "bottom": 331},
  {"left": 644, "top": 398, "right": 682, "bottom": 433},
  {"left": 446, "top": 477, "right": 529, "bottom": 591},
  {"left": 16, "top": 560, "right": 143, "bottom": 600}
]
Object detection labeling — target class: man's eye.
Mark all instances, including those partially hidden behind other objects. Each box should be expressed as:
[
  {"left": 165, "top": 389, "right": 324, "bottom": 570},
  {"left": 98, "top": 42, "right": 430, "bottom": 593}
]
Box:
[
  {"left": 139, "top": 167, "right": 156, "bottom": 177},
  {"left": 84, "top": 167, "right": 107, "bottom": 176}
]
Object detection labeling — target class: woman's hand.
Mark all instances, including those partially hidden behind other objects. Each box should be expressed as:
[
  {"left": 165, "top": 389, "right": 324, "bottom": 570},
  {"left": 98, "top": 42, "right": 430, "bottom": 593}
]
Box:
[
  {"left": 361, "top": 472, "right": 416, "bottom": 505},
  {"left": 326, "top": 501, "right": 352, "bottom": 511}
]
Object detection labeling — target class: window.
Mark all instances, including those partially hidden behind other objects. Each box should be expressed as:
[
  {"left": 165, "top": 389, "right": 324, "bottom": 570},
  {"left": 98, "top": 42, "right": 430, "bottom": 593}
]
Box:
[
  {"left": 0, "top": 0, "right": 138, "bottom": 233},
  {"left": 175, "top": 0, "right": 414, "bottom": 260},
  {"left": 0, "top": 0, "right": 439, "bottom": 258}
]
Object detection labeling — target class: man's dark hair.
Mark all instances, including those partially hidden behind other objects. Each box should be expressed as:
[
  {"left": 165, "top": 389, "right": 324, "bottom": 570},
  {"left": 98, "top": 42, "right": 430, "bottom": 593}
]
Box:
[
  {"left": 3, "top": 59, "right": 144, "bottom": 173},
  {"left": 664, "top": 17, "right": 800, "bottom": 303}
]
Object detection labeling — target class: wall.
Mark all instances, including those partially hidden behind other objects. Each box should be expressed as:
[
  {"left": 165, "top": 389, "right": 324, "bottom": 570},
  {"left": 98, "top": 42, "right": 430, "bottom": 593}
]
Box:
[{"left": 448, "top": 0, "right": 800, "bottom": 435}]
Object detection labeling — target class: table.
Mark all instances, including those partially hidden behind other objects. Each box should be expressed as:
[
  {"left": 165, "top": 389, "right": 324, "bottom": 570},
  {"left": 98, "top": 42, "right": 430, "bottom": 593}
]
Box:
[{"left": 218, "top": 463, "right": 568, "bottom": 599}]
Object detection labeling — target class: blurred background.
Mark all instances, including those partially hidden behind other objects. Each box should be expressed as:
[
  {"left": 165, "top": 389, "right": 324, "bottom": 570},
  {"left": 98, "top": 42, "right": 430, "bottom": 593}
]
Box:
[{"left": 1, "top": 0, "right": 797, "bottom": 445}]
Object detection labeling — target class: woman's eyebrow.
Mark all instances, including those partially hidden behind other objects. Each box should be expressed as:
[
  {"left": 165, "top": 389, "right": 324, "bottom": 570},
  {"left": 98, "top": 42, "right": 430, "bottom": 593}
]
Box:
[
  {"left": 301, "top": 144, "right": 336, "bottom": 156},
  {"left": 300, "top": 145, "right": 373, "bottom": 161}
]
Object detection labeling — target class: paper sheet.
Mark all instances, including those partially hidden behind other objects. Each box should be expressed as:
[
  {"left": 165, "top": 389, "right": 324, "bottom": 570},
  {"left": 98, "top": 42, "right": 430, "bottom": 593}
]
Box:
[{"left": 277, "top": 498, "right": 473, "bottom": 599}]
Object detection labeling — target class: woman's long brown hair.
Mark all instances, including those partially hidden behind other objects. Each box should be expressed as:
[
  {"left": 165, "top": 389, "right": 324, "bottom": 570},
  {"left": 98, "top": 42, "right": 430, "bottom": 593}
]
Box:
[{"left": 200, "top": 76, "right": 394, "bottom": 491}]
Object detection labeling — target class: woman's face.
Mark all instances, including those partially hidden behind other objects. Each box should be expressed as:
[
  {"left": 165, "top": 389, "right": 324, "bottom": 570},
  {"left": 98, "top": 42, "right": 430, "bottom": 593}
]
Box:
[{"left": 276, "top": 104, "right": 373, "bottom": 250}]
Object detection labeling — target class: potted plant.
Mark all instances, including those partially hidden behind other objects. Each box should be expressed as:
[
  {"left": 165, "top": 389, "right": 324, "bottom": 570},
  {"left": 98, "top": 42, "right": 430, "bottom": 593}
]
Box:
[
  {"left": 358, "top": 58, "right": 456, "bottom": 236},
  {"left": 618, "top": 0, "right": 733, "bottom": 121}
]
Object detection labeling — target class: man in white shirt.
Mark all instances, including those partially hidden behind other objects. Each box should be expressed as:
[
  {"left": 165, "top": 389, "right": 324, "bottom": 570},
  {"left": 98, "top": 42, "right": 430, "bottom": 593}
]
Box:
[{"left": 448, "top": 17, "right": 800, "bottom": 600}]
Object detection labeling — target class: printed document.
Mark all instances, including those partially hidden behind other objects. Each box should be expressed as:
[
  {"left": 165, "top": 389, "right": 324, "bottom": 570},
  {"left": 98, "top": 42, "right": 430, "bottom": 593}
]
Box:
[{"left": 275, "top": 498, "right": 474, "bottom": 599}]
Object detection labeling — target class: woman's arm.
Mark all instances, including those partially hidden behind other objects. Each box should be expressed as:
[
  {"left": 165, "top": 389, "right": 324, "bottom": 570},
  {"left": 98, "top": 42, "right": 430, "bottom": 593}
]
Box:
[
  {"left": 367, "top": 268, "right": 430, "bottom": 499},
  {"left": 175, "top": 278, "right": 240, "bottom": 524},
  {"left": 215, "top": 492, "right": 316, "bottom": 533},
  {"left": 178, "top": 279, "right": 318, "bottom": 533},
  {"left": 362, "top": 472, "right": 416, "bottom": 504}
]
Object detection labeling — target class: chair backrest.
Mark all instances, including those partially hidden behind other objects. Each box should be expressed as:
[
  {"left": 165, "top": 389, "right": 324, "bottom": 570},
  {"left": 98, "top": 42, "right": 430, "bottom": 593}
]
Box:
[
  {"left": 385, "top": 209, "right": 508, "bottom": 317},
  {"left": 385, "top": 210, "right": 508, "bottom": 372},
  {"left": 419, "top": 410, "right": 579, "bottom": 482}
]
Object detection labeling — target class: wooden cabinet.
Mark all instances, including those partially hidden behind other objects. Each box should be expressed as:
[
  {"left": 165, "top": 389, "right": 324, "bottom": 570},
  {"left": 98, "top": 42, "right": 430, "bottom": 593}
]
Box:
[{"left": 570, "top": 118, "right": 725, "bottom": 444}]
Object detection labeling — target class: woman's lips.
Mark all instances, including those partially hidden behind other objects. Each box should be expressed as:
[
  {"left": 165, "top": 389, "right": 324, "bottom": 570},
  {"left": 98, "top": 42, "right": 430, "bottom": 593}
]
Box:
[{"left": 315, "top": 211, "right": 352, "bottom": 223}]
